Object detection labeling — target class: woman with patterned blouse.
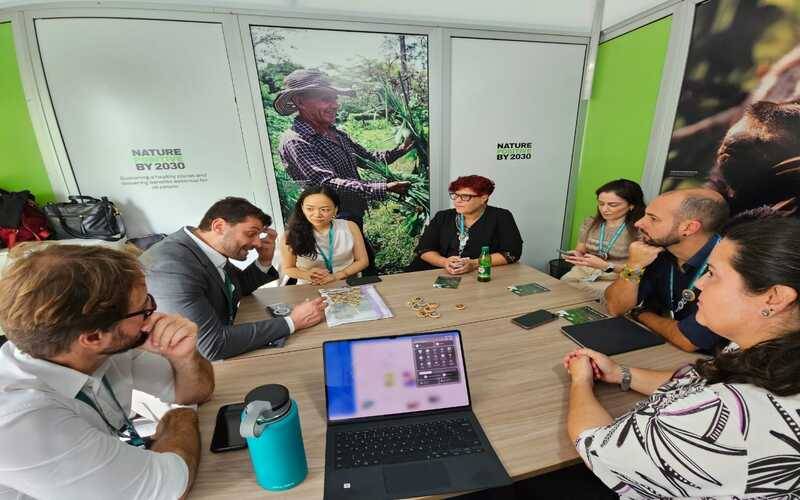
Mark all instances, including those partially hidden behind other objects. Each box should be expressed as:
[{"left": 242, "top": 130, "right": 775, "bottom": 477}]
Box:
[{"left": 563, "top": 216, "right": 800, "bottom": 499}]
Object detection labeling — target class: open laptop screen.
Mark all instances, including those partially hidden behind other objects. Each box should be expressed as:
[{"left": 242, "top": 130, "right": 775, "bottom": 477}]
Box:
[{"left": 323, "top": 331, "right": 471, "bottom": 422}]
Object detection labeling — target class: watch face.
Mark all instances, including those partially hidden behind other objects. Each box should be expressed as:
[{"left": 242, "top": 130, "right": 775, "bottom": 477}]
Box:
[{"left": 267, "top": 303, "right": 292, "bottom": 316}]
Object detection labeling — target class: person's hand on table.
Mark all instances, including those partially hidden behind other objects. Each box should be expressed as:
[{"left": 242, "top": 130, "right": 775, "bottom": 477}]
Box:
[
  {"left": 308, "top": 268, "right": 333, "bottom": 285},
  {"left": 445, "top": 257, "right": 474, "bottom": 275},
  {"left": 290, "top": 297, "right": 327, "bottom": 331},
  {"left": 563, "top": 348, "right": 622, "bottom": 385},
  {"left": 564, "top": 353, "right": 595, "bottom": 387},
  {"left": 563, "top": 252, "right": 608, "bottom": 270}
]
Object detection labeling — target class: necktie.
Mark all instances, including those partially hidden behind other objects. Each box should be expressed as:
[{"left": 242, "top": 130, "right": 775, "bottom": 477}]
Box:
[{"left": 222, "top": 264, "right": 237, "bottom": 322}]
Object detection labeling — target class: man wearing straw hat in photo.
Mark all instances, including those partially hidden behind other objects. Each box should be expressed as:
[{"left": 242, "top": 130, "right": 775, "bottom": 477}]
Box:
[{"left": 275, "top": 68, "right": 415, "bottom": 273}]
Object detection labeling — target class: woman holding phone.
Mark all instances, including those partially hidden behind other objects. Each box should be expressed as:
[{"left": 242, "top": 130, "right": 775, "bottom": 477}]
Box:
[
  {"left": 560, "top": 179, "right": 644, "bottom": 291},
  {"left": 280, "top": 186, "right": 369, "bottom": 285},
  {"left": 406, "top": 175, "right": 523, "bottom": 274}
]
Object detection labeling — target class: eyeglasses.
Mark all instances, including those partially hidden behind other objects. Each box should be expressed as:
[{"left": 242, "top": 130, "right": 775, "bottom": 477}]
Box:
[
  {"left": 119, "top": 293, "right": 157, "bottom": 321},
  {"left": 449, "top": 192, "right": 478, "bottom": 202}
]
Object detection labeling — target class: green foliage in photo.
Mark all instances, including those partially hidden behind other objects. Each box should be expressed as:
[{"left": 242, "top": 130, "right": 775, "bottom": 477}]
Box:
[{"left": 251, "top": 28, "right": 430, "bottom": 274}]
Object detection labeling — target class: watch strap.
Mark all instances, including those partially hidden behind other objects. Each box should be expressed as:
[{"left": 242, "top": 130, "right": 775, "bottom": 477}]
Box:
[{"left": 620, "top": 365, "right": 632, "bottom": 391}]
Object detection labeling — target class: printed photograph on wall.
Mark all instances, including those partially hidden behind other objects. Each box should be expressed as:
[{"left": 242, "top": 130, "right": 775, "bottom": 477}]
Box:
[
  {"left": 662, "top": 0, "right": 800, "bottom": 217},
  {"left": 249, "top": 26, "right": 430, "bottom": 273}
]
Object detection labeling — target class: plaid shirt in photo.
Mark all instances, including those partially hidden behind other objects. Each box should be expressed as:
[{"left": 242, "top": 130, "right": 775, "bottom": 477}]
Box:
[{"left": 278, "top": 118, "right": 406, "bottom": 221}]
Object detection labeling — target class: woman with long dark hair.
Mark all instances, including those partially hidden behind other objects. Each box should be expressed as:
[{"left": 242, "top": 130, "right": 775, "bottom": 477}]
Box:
[
  {"left": 564, "top": 216, "right": 800, "bottom": 498},
  {"left": 561, "top": 179, "right": 645, "bottom": 289},
  {"left": 280, "top": 186, "right": 368, "bottom": 285}
]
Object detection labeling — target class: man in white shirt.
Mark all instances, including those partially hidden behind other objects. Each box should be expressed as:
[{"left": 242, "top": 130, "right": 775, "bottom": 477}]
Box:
[
  {"left": 140, "top": 197, "right": 326, "bottom": 360},
  {"left": 0, "top": 244, "right": 215, "bottom": 500}
]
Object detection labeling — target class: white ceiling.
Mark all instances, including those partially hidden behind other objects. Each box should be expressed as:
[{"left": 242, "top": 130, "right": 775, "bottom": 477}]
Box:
[{"left": 0, "top": 0, "right": 670, "bottom": 32}]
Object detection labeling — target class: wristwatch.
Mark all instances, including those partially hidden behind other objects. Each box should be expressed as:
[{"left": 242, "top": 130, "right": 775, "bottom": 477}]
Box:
[
  {"left": 629, "top": 305, "right": 646, "bottom": 321},
  {"left": 619, "top": 365, "right": 631, "bottom": 391}
]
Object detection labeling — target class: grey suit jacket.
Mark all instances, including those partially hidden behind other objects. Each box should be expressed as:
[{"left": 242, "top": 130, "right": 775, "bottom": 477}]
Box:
[{"left": 139, "top": 228, "right": 288, "bottom": 360}]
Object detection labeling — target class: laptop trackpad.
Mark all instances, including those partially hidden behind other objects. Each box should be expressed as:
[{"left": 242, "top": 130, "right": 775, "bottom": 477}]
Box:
[{"left": 383, "top": 462, "right": 451, "bottom": 496}]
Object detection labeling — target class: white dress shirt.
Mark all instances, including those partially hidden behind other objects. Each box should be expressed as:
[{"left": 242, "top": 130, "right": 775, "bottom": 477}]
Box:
[
  {"left": 0, "top": 342, "right": 188, "bottom": 500},
  {"left": 183, "top": 227, "right": 294, "bottom": 332}
]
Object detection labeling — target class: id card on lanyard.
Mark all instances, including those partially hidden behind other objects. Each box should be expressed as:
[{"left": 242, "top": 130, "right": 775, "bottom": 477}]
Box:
[
  {"left": 668, "top": 235, "right": 720, "bottom": 319},
  {"left": 597, "top": 222, "right": 626, "bottom": 259}
]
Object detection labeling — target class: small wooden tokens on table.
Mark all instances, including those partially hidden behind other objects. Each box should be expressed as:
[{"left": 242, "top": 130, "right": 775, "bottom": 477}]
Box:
[
  {"left": 406, "top": 297, "right": 440, "bottom": 319},
  {"left": 323, "top": 287, "right": 362, "bottom": 308}
]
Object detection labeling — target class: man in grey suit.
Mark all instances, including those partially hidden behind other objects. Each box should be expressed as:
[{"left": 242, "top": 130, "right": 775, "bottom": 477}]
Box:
[{"left": 140, "top": 197, "right": 326, "bottom": 360}]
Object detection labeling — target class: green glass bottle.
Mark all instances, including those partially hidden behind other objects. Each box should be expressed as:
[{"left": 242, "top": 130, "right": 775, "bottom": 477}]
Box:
[{"left": 478, "top": 246, "right": 491, "bottom": 282}]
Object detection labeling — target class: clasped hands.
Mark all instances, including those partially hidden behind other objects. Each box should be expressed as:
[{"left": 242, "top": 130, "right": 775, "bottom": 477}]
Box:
[
  {"left": 444, "top": 256, "right": 475, "bottom": 275},
  {"left": 563, "top": 348, "right": 624, "bottom": 387},
  {"left": 308, "top": 268, "right": 344, "bottom": 286}
]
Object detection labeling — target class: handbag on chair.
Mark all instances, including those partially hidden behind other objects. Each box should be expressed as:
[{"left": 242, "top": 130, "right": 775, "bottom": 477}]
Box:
[
  {"left": 0, "top": 189, "right": 51, "bottom": 248},
  {"left": 44, "top": 195, "right": 126, "bottom": 241}
]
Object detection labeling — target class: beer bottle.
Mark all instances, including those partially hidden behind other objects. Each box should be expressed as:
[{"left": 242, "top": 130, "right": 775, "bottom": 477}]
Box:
[{"left": 478, "top": 246, "right": 491, "bottom": 282}]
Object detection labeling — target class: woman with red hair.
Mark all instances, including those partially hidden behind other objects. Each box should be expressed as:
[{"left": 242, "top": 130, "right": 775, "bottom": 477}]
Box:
[{"left": 407, "top": 175, "right": 523, "bottom": 274}]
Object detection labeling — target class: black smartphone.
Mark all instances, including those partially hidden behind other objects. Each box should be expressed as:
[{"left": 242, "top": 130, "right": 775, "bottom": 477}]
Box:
[
  {"left": 210, "top": 403, "right": 247, "bottom": 453},
  {"left": 346, "top": 274, "right": 382, "bottom": 286},
  {"left": 511, "top": 310, "right": 558, "bottom": 329}
]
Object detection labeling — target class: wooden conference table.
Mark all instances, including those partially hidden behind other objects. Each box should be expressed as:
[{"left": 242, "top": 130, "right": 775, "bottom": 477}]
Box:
[{"left": 191, "top": 265, "right": 698, "bottom": 499}]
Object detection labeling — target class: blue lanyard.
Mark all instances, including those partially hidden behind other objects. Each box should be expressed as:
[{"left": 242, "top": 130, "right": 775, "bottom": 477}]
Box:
[
  {"left": 597, "top": 222, "right": 626, "bottom": 257},
  {"left": 75, "top": 377, "right": 148, "bottom": 448},
  {"left": 316, "top": 222, "right": 335, "bottom": 273},
  {"left": 668, "top": 235, "right": 720, "bottom": 316}
]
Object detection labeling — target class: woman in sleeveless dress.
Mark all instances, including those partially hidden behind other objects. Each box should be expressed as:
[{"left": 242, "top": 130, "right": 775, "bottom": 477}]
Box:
[{"left": 280, "top": 186, "right": 369, "bottom": 285}]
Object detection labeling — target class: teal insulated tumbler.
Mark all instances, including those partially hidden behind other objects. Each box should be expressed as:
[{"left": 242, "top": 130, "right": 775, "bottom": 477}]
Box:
[{"left": 240, "top": 384, "right": 308, "bottom": 491}]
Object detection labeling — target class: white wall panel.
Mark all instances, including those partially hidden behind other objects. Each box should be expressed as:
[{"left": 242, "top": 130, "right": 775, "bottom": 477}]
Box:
[
  {"left": 35, "top": 17, "right": 258, "bottom": 236},
  {"left": 449, "top": 37, "right": 585, "bottom": 270}
]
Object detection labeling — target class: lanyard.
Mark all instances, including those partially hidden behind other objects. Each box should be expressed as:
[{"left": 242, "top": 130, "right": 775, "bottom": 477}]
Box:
[
  {"left": 75, "top": 377, "right": 148, "bottom": 448},
  {"left": 455, "top": 209, "right": 485, "bottom": 257},
  {"left": 456, "top": 214, "right": 468, "bottom": 256},
  {"left": 668, "top": 235, "right": 720, "bottom": 317},
  {"left": 316, "top": 222, "right": 335, "bottom": 273},
  {"left": 597, "top": 222, "right": 626, "bottom": 258}
]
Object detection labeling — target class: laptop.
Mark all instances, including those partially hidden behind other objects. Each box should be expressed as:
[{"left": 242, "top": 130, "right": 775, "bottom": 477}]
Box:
[{"left": 322, "top": 330, "right": 511, "bottom": 500}]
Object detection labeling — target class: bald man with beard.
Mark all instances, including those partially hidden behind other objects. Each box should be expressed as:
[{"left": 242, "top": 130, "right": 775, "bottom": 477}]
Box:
[{"left": 605, "top": 189, "right": 730, "bottom": 352}]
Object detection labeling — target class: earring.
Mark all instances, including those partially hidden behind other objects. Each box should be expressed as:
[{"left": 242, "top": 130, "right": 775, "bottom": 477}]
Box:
[{"left": 761, "top": 309, "right": 772, "bottom": 317}]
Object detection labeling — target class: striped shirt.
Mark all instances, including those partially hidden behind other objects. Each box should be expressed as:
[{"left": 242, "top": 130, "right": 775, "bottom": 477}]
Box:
[{"left": 278, "top": 118, "right": 406, "bottom": 222}]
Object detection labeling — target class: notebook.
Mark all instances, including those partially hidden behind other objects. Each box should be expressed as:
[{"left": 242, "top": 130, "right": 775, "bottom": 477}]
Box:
[{"left": 561, "top": 316, "right": 665, "bottom": 355}]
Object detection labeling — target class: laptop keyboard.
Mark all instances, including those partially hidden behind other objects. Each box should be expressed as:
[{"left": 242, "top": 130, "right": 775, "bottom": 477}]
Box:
[{"left": 333, "top": 417, "right": 486, "bottom": 469}]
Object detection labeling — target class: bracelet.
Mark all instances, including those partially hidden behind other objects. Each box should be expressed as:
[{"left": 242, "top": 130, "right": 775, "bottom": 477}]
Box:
[{"left": 620, "top": 264, "right": 644, "bottom": 283}]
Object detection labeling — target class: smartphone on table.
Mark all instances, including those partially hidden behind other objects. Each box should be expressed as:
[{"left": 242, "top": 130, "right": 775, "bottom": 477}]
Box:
[
  {"left": 346, "top": 274, "right": 382, "bottom": 286},
  {"left": 210, "top": 403, "right": 247, "bottom": 453},
  {"left": 511, "top": 309, "right": 558, "bottom": 330}
]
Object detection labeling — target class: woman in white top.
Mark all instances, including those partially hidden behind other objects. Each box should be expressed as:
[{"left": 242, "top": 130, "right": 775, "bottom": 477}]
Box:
[
  {"left": 281, "top": 186, "right": 369, "bottom": 285},
  {"left": 563, "top": 216, "right": 800, "bottom": 499}
]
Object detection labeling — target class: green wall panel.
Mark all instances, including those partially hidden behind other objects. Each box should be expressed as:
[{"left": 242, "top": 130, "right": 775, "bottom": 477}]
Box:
[
  {"left": 0, "top": 22, "right": 54, "bottom": 203},
  {"left": 569, "top": 17, "right": 672, "bottom": 246}
]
